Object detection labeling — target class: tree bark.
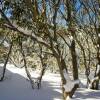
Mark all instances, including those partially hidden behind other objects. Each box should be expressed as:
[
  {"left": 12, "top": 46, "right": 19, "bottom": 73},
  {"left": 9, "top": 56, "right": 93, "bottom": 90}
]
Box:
[
  {"left": 20, "top": 41, "right": 34, "bottom": 89},
  {"left": 90, "top": 18, "right": 100, "bottom": 89},
  {"left": 70, "top": 40, "right": 79, "bottom": 80},
  {"left": 0, "top": 42, "right": 13, "bottom": 81}
]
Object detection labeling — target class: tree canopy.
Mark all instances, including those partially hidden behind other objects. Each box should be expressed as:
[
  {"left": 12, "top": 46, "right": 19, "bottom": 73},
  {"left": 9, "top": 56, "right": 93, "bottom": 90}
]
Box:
[{"left": 0, "top": 0, "right": 100, "bottom": 100}]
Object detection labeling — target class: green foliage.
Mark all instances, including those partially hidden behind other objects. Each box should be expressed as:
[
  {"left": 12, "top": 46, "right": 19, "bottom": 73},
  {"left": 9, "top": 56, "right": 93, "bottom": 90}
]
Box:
[{"left": 0, "top": 0, "right": 99, "bottom": 73}]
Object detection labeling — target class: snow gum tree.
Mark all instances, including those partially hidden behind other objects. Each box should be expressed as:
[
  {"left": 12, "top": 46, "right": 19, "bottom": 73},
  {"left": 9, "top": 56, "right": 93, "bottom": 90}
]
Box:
[{"left": 0, "top": 0, "right": 100, "bottom": 100}]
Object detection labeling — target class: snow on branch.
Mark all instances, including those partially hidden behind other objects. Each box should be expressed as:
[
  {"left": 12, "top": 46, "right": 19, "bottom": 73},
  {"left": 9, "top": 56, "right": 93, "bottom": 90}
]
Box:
[
  {"left": 98, "top": 33, "right": 100, "bottom": 37},
  {"left": 88, "top": 64, "right": 100, "bottom": 89},
  {"left": 3, "top": 23, "right": 49, "bottom": 47},
  {"left": 63, "top": 69, "right": 79, "bottom": 92},
  {"left": 63, "top": 80, "right": 79, "bottom": 92},
  {"left": 66, "top": 96, "right": 72, "bottom": 100},
  {"left": 88, "top": 76, "right": 99, "bottom": 89},
  {"left": 96, "top": 64, "right": 100, "bottom": 75},
  {"left": 0, "top": 9, "right": 52, "bottom": 50},
  {"left": 63, "top": 69, "right": 71, "bottom": 81}
]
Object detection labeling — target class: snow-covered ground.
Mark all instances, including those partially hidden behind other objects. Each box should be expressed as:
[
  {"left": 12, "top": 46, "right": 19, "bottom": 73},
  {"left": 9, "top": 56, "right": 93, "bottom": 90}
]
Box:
[{"left": 0, "top": 64, "right": 100, "bottom": 100}]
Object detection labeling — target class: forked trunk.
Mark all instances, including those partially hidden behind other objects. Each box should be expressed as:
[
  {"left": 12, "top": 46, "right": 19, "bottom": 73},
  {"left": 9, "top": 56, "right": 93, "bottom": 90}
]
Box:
[
  {"left": 56, "top": 57, "right": 79, "bottom": 100},
  {"left": 20, "top": 42, "right": 34, "bottom": 89}
]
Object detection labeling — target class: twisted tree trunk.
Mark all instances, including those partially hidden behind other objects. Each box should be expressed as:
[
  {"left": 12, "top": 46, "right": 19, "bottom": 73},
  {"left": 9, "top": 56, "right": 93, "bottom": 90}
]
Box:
[{"left": 20, "top": 41, "right": 34, "bottom": 89}]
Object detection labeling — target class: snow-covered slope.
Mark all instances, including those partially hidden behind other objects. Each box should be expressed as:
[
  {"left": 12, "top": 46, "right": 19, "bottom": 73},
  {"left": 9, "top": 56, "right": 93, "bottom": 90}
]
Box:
[{"left": 0, "top": 64, "right": 100, "bottom": 100}]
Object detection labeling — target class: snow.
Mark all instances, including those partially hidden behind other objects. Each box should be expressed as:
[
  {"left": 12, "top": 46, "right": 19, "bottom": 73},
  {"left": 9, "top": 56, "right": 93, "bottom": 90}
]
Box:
[
  {"left": 0, "top": 14, "right": 1, "bottom": 18},
  {"left": 88, "top": 76, "right": 99, "bottom": 89},
  {"left": 63, "top": 82, "right": 74, "bottom": 92},
  {"left": 3, "top": 41, "right": 10, "bottom": 47},
  {"left": 69, "top": 36, "right": 73, "bottom": 41},
  {"left": 66, "top": 96, "right": 72, "bottom": 100},
  {"left": 0, "top": 64, "right": 62, "bottom": 100},
  {"left": 98, "top": 33, "right": 100, "bottom": 37},
  {"left": 63, "top": 69, "right": 71, "bottom": 81},
  {"left": 63, "top": 69, "right": 79, "bottom": 92},
  {"left": 63, "top": 80, "right": 79, "bottom": 92},
  {"left": 0, "top": 64, "right": 100, "bottom": 100},
  {"left": 0, "top": 39, "right": 10, "bottom": 47},
  {"left": 96, "top": 64, "right": 100, "bottom": 74}
]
